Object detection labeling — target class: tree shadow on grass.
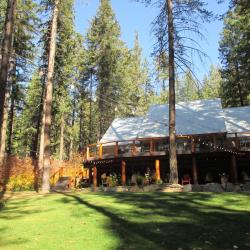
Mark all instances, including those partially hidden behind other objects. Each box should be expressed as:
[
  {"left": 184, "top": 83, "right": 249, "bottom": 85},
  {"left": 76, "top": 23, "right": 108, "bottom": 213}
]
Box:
[{"left": 60, "top": 192, "right": 250, "bottom": 250}]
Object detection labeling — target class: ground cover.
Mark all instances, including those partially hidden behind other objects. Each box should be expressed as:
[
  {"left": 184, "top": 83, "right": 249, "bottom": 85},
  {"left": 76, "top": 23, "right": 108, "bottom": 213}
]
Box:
[{"left": 0, "top": 192, "right": 250, "bottom": 250}]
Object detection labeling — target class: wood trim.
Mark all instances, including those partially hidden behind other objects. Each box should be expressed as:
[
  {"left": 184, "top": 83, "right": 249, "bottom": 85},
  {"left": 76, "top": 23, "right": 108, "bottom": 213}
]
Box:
[
  {"left": 121, "top": 160, "right": 126, "bottom": 186},
  {"left": 155, "top": 159, "right": 161, "bottom": 181}
]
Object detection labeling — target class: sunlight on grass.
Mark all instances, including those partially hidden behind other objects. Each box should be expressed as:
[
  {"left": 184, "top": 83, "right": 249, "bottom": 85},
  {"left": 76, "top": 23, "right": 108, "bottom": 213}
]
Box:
[{"left": 0, "top": 192, "right": 250, "bottom": 250}]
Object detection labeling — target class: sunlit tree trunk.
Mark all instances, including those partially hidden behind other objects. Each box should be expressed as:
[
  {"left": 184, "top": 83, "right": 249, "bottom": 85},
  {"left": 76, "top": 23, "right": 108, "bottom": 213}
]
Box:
[
  {"left": 59, "top": 116, "right": 64, "bottom": 161},
  {"left": 38, "top": 100, "right": 45, "bottom": 170},
  {"left": 42, "top": 0, "right": 59, "bottom": 192},
  {"left": 166, "top": 0, "right": 178, "bottom": 184},
  {"left": 0, "top": 0, "right": 16, "bottom": 164}
]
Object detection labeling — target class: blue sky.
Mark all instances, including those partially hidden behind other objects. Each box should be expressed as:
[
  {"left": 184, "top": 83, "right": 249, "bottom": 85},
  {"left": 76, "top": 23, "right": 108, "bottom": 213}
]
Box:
[{"left": 74, "top": 0, "right": 229, "bottom": 82}]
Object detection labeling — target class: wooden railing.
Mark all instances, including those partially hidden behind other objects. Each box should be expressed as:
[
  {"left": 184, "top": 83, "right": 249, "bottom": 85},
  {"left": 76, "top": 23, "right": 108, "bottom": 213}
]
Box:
[{"left": 84, "top": 134, "right": 239, "bottom": 161}]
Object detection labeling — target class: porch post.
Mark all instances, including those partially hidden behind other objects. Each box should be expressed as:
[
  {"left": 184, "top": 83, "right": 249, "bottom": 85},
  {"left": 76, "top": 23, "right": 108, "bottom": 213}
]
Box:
[
  {"left": 213, "top": 135, "right": 218, "bottom": 151},
  {"left": 86, "top": 146, "right": 90, "bottom": 160},
  {"left": 114, "top": 142, "right": 118, "bottom": 157},
  {"left": 155, "top": 159, "right": 161, "bottom": 181},
  {"left": 99, "top": 144, "right": 103, "bottom": 159},
  {"left": 93, "top": 166, "right": 97, "bottom": 187},
  {"left": 230, "top": 154, "right": 238, "bottom": 183},
  {"left": 191, "top": 136, "right": 198, "bottom": 184},
  {"left": 121, "top": 160, "right": 126, "bottom": 186},
  {"left": 192, "top": 155, "right": 198, "bottom": 184}
]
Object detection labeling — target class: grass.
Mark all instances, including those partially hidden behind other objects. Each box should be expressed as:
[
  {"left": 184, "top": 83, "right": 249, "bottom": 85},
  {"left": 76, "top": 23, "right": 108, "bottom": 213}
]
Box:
[{"left": 0, "top": 192, "right": 250, "bottom": 250}]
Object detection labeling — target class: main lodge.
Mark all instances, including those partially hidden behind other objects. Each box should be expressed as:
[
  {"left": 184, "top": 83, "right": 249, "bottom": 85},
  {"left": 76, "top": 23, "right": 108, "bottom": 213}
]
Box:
[{"left": 83, "top": 99, "right": 250, "bottom": 187}]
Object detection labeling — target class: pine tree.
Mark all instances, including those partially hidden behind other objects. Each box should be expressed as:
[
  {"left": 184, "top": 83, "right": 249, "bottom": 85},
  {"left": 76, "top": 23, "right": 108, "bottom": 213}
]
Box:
[
  {"left": 0, "top": 0, "right": 16, "bottom": 165},
  {"left": 42, "top": 0, "right": 59, "bottom": 193},
  {"left": 202, "top": 65, "right": 222, "bottom": 100},
  {"left": 86, "top": 0, "right": 123, "bottom": 137},
  {"left": 138, "top": 0, "right": 213, "bottom": 184},
  {"left": 179, "top": 70, "right": 200, "bottom": 102},
  {"left": 219, "top": 0, "right": 250, "bottom": 107}
]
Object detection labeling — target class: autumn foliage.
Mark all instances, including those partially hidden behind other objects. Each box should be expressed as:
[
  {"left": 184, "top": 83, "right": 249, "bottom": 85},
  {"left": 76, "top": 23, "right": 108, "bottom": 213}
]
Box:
[{"left": 0, "top": 154, "right": 84, "bottom": 191}]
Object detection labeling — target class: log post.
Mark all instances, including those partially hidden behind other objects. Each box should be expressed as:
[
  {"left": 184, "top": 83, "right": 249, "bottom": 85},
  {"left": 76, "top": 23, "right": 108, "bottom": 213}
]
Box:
[
  {"left": 192, "top": 155, "right": 198, "bottom": 184},
  {"left": 93, "top": 166, "right": 97, "bottom": 187},
  {"left": 150, "top": 139, "right": 153, "bottom": 155},
  {"left": 86, "top": 146, "right": 90, "bottom": 160},
  {"left": 132, "top": 140, "right": 136, "bottom": 156},
  {"left": 99, "top": 144, "right": 103, "bottom": 159},
  {"left": 191, "top": 137, "right": 195, "bottom": 153},
  {"left": 235, "top": 133, "right": 240, "bottom": 150},
  {"left": 114, "top": 142, "right": 118, "bottom": 157},
  {"left": 230, "top": 154, "right": 238, "bottom": 183},
  {"left": 155, "top": 159, "right": 161, "bottom": 181},
  {"left": 213, "top": 135, "right": 218, "bottom": 151},
  {"left": 121, "top": 160, "right": 126, "bottom": 186},
  {"left": 191, "top": 137, "right": 198, "bottom": 184}
]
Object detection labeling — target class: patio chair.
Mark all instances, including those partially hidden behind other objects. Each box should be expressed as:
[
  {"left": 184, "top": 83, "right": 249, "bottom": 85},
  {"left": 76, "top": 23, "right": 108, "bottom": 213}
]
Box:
[
  {"left": 242, "top": 171, "right": 250, "bottom": 183},
  {"left": 181, "top": 174, "right": 191, "bottom": 185},
  {"left": 101, "top": 173, "right": 108, "bottom": 187}
]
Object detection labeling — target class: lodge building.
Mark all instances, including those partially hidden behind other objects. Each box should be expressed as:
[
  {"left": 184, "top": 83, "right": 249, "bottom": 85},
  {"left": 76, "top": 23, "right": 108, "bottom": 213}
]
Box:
[{"left": 83, "top": 99, "right": 250, "bottom": 186}]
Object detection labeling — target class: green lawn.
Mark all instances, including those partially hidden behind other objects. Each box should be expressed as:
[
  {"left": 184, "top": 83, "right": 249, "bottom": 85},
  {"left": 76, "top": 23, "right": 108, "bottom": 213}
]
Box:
[{"left": 0, "top": 192, "right": 250, "bottom": 250}]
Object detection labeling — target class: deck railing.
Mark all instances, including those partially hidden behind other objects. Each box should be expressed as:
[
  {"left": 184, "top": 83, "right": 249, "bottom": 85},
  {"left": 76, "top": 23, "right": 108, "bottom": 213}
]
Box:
[{"left": 84, "top": 134, "right": 242, "bottom": 161}]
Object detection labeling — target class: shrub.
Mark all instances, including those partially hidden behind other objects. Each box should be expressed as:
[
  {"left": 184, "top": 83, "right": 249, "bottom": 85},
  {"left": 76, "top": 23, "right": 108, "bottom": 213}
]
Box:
[
  {"left": 136, "top": 175, "right": 144, "bottom": 187},
  {"left": 7, "top": 175, "right": 35, "bottom": 191}
]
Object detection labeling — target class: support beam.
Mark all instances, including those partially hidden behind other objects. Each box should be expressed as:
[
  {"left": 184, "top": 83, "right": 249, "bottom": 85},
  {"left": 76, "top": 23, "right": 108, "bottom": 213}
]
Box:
[
  {"left": 230, "top": 154, "right": 238, "bottom": 183},
  {"left": 150, "top": 139, "right": 153, "bottom": 155},
  {"left": 93, "top": 166, "right": 97, "bottom": 187},
  {"left": 192, "top": 155, "right": 198, "bottom": 184},
  {"left": 155, "top": 159, "right": 161, "bottom": 181},
  {"left": 114, "top": 142, "right": 118, "bottom": 157},
  {"left": 191, "top": 137, "right": 196, "bottom": 153},
  {"left": 121, "top": 160, "right": 126, "bottom": 186},
  {"left": 213, "top": 135, "right": 218, "bottom": 151},
  {"left": 235, "top": 133, "right": 240, "bottom": 150},
  {"left": 99, "top": 144, "right": 103, "bottom": 159},
  {"left": 86, "top": 146, "right": 90, "bottom": 160}
]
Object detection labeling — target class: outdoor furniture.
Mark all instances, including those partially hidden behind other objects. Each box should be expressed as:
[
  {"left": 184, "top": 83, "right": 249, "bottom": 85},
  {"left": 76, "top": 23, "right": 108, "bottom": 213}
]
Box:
[
  {"left": 101, "top": 173, "right": 108, "bottom": 187},
  {"left": 181, "top": 174, "right": 191, "bottom": 185},
  {"left": 242, "top": 171, "right": 250, "bottom": 183},
  {"left": 205, "top": 172, "right": 213, "bottom": 183}
]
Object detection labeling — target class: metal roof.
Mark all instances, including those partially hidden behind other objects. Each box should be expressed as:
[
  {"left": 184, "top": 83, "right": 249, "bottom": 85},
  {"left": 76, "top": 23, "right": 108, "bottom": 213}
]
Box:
[
  {"left": 100, "top": 99, "right": 250, "bottom": 143},
  {"left": 223, "top": 106, "right": 250, "bottom": 133}
]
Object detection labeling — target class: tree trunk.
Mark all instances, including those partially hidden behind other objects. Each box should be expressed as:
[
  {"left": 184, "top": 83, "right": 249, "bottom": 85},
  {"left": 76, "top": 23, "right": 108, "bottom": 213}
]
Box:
[
  {"left": 7, "top": 89, "right": 14, "bottom": 154},
  {"left": 41, "top": 0, "right": 59, "bottom": 193},
  {"left": 0, "top": 70, "right": 11, "bottom": 165},
  {"left": 166, "top": 0, "right": 178, "bottom": 184},
  {"left": 235, "top": 62, "right": 244, "bottom": 106},
  {"left": 59, "top": 116, "right": 64, "bottom": 161},
  {"left": 0, "top": 53, "right": 15, "bottom": 164},
  {"left": 38, "top": 99, "right": 45, "bottom": 170},
  {"left": 89, "top": 71, "right": 93, "bottom": 143},
  {"left": 69, "top": 96, "right": 76, "bottom": 160},
  {"left": 78, "top": 106, "right": 84, "bottom": 152},
  {"left": 31, "top": 76, "right": 45, "bottom": 159},
  {"left": 0, "top": 0, "right": 16, "bottom": 133}
]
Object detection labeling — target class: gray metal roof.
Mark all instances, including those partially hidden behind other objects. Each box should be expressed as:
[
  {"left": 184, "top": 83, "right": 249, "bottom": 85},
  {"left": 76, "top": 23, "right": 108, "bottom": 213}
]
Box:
[
  {"left": 223, "top": 106, "right": 250, "bottom": 133},
  {"left": 143, "top": 99, "right": 227, "bottom": 137},
  {"left": 100, "top": 99, "right": 250, "bottom": 143}
]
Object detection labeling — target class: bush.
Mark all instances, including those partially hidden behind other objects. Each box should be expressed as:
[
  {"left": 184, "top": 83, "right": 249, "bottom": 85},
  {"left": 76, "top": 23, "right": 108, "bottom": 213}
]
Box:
[
  {"left": 7, "top": 175, "right": 35, "bottom": 191},
  {"left": 136, "top": 175, "right": 144, "bottom": 187}
]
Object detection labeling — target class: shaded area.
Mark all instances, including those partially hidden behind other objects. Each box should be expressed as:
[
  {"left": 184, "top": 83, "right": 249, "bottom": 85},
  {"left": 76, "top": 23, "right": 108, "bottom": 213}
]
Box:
[
  {"left": 60, "top": 192, "right": 250, "bottom": 250},
  {"left": 0, "top": 192, "right": 250, "bottom": 249},
  {"left": 0, "top": 159, "right": 13, "bottom": 200}
]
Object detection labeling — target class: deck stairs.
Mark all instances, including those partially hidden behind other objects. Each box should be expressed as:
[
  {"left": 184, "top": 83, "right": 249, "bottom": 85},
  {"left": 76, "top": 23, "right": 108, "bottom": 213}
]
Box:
[{"left": 52, "top": 177, "right": 71, "bottom": 191}]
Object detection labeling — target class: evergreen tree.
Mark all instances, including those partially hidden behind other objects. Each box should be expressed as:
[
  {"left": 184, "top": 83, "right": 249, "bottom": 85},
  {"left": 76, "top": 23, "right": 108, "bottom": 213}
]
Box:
[
  {"left": 86, "top": 0, "right": 123, "bottom": 137},
  {"left": 219, "top": 0, "right": 250, "bottom": 107},
  {"left": 179, "top": 70, "right": 200, "bottom": 102},
  {"left": 202, "top": 65, "right": 222, "bottom": 100}
]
